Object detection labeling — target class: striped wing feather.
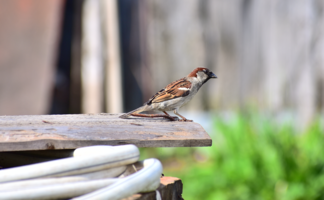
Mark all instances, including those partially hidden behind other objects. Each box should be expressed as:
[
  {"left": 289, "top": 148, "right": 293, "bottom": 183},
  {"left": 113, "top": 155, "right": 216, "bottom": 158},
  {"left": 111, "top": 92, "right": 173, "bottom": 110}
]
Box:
[{"left": 145, "top": 78, "right": 191, "bottom": 105}]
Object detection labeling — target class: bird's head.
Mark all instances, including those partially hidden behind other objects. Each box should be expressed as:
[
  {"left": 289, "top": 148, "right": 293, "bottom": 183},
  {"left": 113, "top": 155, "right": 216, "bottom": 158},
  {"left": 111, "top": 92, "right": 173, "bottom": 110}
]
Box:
[{"left": 187, "top": 67, "right": 217, "bottom": 84}]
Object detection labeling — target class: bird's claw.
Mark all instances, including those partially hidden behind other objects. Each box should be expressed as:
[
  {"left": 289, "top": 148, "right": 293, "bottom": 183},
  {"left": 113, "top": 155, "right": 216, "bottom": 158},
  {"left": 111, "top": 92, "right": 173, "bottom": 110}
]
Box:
[
  {"left": 163, "top": 115, "right": 179, "bottom": 121},
  {"left": 167, "top": 116, "right": 179, "bottom": 121},
  {"left": 178, "top": 119, "right": 193, "bottom": 122},
  {"left": 172, "top": 116, "right": 180, "bottom": 121}
]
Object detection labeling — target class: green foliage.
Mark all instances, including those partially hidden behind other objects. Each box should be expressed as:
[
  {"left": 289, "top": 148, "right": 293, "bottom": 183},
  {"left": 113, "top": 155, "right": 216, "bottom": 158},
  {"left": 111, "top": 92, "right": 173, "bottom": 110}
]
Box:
[{"left": 140, "top": 113, "right": 324, "bottom": 200}]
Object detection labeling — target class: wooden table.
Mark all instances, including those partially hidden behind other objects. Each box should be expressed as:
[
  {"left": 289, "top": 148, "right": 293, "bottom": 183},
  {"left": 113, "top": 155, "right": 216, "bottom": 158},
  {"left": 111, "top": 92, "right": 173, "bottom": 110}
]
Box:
[{"left": 0, "top": 113, "right": 212, "bottom": 152}]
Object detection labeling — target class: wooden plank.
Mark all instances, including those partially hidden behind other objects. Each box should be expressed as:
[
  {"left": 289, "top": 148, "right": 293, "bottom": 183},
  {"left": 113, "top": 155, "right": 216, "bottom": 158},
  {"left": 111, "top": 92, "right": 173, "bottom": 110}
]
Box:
[
  {"left": 124, "top": 177, "right": 183, "bottom": 200},
  {"left": 0, "top": 114, "right": 212, "bottom": 152}
]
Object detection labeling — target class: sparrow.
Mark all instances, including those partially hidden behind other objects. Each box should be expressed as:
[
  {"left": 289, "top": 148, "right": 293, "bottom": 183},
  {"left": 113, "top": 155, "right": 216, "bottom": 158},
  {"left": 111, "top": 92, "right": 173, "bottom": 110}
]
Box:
[{"left": 119, "top": 67, "right": 217, "bottom": 122}]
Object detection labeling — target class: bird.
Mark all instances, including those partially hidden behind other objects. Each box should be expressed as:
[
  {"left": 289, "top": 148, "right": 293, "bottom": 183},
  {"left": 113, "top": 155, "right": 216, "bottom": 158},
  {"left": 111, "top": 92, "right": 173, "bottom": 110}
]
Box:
[{"left": 119, "top": 67, "right": 217, "bottom": 122}]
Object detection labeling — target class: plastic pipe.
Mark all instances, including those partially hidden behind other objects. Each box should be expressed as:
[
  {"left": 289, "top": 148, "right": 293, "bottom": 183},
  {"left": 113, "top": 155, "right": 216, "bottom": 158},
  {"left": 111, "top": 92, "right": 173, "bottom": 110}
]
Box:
[
  {"left": 50, "top": 164, "right": 126, "bottom": 179},
  {"left": 0, "top": 159, "right": 162, "bottom": 200},
  {"left": 0, "top": 166, "right": 126, "bottom": 192},
  {"left": 0, "top": 177, "right": 87, "bottom": 192},
  {"left": 0, "top": 145, "right": 163, "bottom": 200},
  {"left": 0, "top": 179, "right": 118, "bottom": 200},
  {"left": 74, "top": 158, "right": 163, "bottom": 200},
  {"left": 0, "top": 145, "right": 139, "bottom": 183}
]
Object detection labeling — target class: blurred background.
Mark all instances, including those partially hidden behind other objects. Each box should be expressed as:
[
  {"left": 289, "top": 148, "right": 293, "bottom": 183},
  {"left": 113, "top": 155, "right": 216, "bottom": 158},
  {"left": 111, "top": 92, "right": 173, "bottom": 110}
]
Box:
[{"left": 1, "top": 0, "right": 324, "bottom": 199}]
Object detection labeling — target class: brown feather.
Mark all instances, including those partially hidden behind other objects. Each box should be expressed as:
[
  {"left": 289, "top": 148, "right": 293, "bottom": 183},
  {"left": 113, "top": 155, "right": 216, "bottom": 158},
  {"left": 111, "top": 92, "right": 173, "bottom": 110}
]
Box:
[
  {"left": 146, "top": 78, "right": 192, "bottom": 105},
  {"left": 187, "top": 67, "right": 209, "bottom": 77}
]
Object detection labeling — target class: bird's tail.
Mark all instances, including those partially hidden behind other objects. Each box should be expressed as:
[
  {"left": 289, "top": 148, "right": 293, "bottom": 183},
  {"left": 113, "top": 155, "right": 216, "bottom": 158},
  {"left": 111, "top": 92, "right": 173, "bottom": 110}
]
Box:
[{"left": 119, "top": 105, "right": 148, "bottom": 119}]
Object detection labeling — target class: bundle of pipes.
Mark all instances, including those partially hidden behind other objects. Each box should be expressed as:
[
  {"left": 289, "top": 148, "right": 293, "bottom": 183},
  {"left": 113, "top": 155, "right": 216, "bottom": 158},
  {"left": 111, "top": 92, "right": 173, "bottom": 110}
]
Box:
[{"left": 0, "top": 145, "right": 163, "bottom": 200}]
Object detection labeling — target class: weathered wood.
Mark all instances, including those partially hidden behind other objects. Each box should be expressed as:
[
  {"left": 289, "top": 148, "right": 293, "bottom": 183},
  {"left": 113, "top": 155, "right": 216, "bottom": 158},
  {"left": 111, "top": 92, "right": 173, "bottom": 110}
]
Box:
[
  {"left": 0, "top": 114, "right": 212, "bottom": 152},
  {"left": 124, "top": 177, "right": 183, "bottom": 200}
]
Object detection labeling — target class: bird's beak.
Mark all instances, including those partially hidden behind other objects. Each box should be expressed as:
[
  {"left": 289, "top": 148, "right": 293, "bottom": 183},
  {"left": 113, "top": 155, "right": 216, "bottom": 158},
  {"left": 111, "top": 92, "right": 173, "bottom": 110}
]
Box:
[{"left": 208, "top": 72, "right": 217, "bottom": 78}]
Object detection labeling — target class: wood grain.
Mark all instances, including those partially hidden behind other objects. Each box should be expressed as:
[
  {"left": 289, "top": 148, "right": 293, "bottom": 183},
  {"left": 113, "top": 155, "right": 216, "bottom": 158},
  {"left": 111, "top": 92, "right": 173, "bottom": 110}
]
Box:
[
  {"left": 124, "top": 177, "right": 183, "bottom": 200},
  {"left": 0, "top": 114, "right": 212, "bottom": 152}
]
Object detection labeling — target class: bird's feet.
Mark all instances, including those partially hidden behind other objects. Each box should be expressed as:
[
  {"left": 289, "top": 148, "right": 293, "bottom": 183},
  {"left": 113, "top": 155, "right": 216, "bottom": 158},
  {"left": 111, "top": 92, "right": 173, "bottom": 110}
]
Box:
[
  {"left": 167, "top": 116, "right": 193, "bottom": 122},
  {"left": 163, "top": 115, "right": 179, "bottom": 121},
  {"left": 162, "top": 111, "right": 179, "bottom": 121},
  {"left": 178, "top": 118, "right": 193, "bottom": 122},
  {"left": 170, "top": 116, "right": 180, "bottom": 121},
  {"left": 130, "top": 113, "right": 179, "bottom": 121}
]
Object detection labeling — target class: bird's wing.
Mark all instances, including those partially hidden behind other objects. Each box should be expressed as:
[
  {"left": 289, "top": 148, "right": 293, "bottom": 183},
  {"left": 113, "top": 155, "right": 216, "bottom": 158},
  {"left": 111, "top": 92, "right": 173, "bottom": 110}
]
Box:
[{"left": 145, "top": 78, "right": 192, "bottom": 105}]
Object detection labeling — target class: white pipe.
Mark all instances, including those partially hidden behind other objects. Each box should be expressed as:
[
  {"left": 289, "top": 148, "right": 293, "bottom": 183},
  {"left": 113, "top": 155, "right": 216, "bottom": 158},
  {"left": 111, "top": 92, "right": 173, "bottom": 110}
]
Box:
[
  {"left": 0, "top": 145, "right": 139, "bottom": 183},
  {"left": 0, "top": 159, "right": 162, "bottom": 200},
  {"left": 73, "top": 158, "right": 163, "bottom": 200},
  {"left": 0, "top": 166, "right": 126, "bottom": 192},
  {"left": 0, "top": 145, "right": 163, "bottom": 200},
  {"left": 0, "top": 177, "right": 87, "bottom": 192},
  {"left": 0, "top": 179, "right": 118, "bottom": 200},
  {"left": 73, "top": 145, "right": 116, "bottom": 157},
  {"left": 61, "top": 165, "right": 126, "bottom": 180},
  {"left": 50, "top": 163, "right": 126, "bottom": 178}
]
